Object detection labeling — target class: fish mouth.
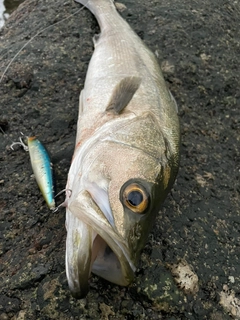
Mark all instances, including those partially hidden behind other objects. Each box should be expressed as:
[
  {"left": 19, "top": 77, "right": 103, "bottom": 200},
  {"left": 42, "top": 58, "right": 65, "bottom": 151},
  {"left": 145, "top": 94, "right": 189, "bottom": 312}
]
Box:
[{"left": 65, "top": 190, "right": 136, "bottom": 299}]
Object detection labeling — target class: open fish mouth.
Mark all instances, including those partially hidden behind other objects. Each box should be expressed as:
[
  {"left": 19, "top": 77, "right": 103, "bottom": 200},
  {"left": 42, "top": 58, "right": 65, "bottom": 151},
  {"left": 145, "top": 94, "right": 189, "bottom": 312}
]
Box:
[{"left": 65, "top": 190, "right": 136, "bottom": 299}]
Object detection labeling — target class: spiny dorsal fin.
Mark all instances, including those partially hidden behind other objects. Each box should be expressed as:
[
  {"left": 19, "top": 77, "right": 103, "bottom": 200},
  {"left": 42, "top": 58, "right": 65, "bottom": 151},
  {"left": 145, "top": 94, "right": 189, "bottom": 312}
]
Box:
[{"left": 106, "top": 76, "right": 141, "bottom": 114}]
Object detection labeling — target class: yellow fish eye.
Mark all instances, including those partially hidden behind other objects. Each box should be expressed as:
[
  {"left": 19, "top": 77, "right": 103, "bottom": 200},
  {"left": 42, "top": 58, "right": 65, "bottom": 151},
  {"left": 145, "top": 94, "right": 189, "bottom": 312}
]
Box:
[{"left": 122, "top": 183, "right": 149, "bottom": 213}]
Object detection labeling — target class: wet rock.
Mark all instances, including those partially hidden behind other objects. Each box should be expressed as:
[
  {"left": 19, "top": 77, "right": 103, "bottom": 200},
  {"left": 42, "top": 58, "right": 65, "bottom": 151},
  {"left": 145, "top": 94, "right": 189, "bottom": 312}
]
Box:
[
  {"left": 136, "top": 263, "right": 184, "bottom": 312},
  {"left": 0, "top": 295, "right": 20, "bottom": 314},
  {"left": 9, "top": 264, "right": 50, "bottom": 290}
]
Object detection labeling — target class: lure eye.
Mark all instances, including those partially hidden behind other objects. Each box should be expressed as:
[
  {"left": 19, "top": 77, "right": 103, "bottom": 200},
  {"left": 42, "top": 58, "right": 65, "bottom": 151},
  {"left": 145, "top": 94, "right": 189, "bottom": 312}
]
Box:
[{"left": 122, "top": 183, "right": 149, "bottom": 213}]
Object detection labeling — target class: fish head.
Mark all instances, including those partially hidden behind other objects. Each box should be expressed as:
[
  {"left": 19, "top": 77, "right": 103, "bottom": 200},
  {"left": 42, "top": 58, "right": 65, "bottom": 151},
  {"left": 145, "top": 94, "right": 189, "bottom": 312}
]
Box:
[{"left": 65, "top": 112, "right": 179, "bottom": 298}]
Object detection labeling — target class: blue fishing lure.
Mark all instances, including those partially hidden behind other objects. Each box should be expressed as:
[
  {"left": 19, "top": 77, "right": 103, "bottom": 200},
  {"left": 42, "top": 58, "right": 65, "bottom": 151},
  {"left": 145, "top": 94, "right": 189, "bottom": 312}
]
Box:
[{"left": 27, "top": 137, "right": 55, "bottom": 210}]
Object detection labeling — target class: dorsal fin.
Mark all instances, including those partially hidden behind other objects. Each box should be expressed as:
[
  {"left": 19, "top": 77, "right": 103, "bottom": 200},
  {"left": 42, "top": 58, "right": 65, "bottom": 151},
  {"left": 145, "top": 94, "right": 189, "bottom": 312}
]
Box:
[{"left": 106, "top": 76, "right": 141, "bottom": 114}]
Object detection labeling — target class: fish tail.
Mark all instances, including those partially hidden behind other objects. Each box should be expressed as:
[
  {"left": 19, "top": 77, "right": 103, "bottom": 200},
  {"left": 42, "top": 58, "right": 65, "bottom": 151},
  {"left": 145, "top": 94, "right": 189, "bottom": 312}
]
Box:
[{"left": 75, "top": 0, "right": 116, "bottom": 17}]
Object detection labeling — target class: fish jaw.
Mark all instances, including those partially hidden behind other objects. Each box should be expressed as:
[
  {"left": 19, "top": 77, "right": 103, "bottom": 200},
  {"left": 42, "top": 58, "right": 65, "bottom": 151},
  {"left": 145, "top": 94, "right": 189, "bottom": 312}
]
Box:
[
  {"left": 65, "top": 190, "right": 136, "bottom": 298},
  {"left": 65, "top": 213, "right": 93, "bottom": 298}
]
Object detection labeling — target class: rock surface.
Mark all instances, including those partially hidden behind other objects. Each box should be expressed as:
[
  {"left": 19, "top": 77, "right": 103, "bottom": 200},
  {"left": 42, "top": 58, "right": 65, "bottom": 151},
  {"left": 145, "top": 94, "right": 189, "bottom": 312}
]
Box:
[{"left": 0, "top": 0, "right": 239, "bottom": 319}]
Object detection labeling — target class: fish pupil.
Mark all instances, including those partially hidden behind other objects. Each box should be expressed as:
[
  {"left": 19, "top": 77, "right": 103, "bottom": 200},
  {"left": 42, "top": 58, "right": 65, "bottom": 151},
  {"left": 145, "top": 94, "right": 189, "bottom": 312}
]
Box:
[{"left": 127, "top": 191, "right": 143, "bottom": 206}]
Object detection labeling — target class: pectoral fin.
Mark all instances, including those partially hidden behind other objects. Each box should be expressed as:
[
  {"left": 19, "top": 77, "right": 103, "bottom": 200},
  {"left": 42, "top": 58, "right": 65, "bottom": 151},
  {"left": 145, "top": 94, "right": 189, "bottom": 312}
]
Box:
[
  {"left": 79, "top": 89, "right": 84, "bottom": 114},
  {"left": 106, "top": 76, "right": 141, "bottom": 114},
  {"left": 169, "top": 90, "right": 178, "bottom": 113}
]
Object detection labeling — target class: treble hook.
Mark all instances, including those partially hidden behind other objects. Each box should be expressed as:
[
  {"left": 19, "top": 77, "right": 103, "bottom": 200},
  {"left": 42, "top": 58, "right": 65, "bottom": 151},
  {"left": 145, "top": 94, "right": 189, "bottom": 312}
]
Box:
[
  {"left": 52, "top": 188, "right": 72, "bottom": 213},
  {"left": 10, "top": 137, "right": 29, "bottom": 151}
]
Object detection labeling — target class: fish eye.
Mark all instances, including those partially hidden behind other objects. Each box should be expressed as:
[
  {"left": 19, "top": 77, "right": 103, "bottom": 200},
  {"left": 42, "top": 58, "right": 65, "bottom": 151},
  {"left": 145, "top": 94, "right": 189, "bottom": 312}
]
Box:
[{"left": 122, "top": 183, "right": 149, "bottom": 213}]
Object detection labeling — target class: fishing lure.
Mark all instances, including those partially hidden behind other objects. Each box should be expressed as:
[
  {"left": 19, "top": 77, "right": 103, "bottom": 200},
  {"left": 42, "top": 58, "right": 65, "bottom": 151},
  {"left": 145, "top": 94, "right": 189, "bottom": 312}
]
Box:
[
  {"left": 11, "top": 136, "right": 56, "bottom": 210},
  {"left": 27, "top": 137, "right": 55, "bottom": 210}
]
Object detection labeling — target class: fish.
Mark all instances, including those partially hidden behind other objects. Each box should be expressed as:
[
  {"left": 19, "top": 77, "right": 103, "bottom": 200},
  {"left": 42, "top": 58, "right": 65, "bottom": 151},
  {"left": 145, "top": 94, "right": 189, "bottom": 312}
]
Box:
[
  {"left": 65, "top": 0, "right": 180, "bottom": 298},
  {"left": 27, "top": 137, "right": 55, "bottom": 210}
]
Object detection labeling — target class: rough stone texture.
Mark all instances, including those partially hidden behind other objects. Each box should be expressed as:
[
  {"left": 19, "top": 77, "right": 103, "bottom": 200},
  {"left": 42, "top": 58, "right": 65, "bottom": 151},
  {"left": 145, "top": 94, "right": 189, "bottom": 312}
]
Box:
[{"left": 0, "top": 0, "right": 239, "bottom": 319}]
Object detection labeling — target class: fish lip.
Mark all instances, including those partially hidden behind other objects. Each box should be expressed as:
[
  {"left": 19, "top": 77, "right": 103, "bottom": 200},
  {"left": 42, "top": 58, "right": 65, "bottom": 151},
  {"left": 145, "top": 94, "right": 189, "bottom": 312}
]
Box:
[
  {"left": 66, "top": 260, "right": 89, "bottom": 299},
  {"left": 65, "top": 213, "right": 93, "bottom": 299},
  {"left": 66, "top": 190, "right": 136, "bottom": 297}
]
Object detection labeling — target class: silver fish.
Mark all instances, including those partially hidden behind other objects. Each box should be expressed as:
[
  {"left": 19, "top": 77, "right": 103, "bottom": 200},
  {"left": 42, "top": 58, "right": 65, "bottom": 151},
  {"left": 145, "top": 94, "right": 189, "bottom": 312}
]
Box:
[{"left": 65, "top": 0, "right": 180, "bottom": 298}]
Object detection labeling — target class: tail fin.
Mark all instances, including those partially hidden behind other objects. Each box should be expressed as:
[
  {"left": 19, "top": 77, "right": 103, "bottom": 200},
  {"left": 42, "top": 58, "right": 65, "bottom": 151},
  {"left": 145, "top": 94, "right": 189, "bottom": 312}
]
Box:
[{"left": 75, "top": 0, "right": 115, "bottom": 15}]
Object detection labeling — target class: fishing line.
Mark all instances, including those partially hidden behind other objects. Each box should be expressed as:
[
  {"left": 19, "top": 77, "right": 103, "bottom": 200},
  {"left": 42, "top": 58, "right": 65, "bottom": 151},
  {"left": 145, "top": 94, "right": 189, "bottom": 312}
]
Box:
[
  {"left": 0, "top": 0, "right": 89, "bottom": 138},
  {"left": 0, "top": 1, "right": 90, "bottom": 210},
  {"left": 0, "top": 0, "right": 90, "bottom": 160},
  {"left": 0, "top": 1, "right": 89, "bottom": 83}
]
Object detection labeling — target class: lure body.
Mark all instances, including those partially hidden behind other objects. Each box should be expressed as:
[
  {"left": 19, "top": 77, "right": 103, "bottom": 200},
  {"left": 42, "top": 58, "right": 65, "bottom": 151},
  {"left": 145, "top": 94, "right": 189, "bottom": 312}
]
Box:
[{"left": 27, "top": 137, "right": 55, "bottom": 210}]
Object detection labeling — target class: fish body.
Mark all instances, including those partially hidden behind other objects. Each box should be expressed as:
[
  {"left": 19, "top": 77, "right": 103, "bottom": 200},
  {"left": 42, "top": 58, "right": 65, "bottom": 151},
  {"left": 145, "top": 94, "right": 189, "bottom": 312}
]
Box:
[
  {"left": 28, "top": 137, "right": 55, "bottom": 210},
  {"left": 65, "top": 0, "right": 180, "bottom": 298}
]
